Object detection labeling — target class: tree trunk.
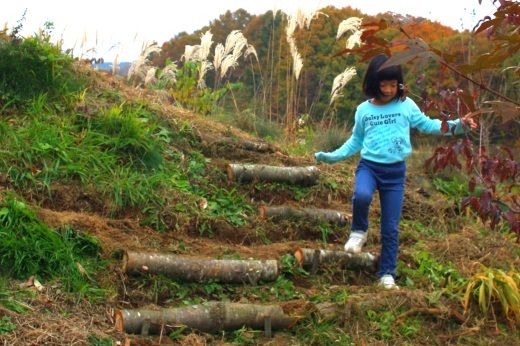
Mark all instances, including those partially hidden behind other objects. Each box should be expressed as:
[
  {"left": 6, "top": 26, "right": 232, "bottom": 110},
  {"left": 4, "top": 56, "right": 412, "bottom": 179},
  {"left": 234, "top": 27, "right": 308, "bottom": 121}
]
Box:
[
  {"left": 259, "top": 205, "right": 349, "bottom": 225},
  {"left": 122, "top": 250, "right": 278, "bottom": 285},
  {"left": 293, "top": 248, "right": 378, "bottom": 271},
  {"left": 227, "top": 164, "right": 320, "bottom": 186},
  {"left": 114, "top": 302, "right": 298, "bottom": 335}
]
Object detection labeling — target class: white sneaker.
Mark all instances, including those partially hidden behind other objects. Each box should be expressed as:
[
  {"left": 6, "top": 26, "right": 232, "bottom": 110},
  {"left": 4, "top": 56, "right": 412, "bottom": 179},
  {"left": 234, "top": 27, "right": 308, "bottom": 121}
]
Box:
[
  {"left": 379, "top": 275, "right": 399, "bottom": 289},
  {"left": 344, "top": 231, "right": 367, "bottom": 254}
]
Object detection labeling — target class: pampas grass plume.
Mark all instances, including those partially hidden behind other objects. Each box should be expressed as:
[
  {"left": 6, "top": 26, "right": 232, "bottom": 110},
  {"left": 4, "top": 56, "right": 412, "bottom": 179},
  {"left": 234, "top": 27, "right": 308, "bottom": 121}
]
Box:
[
  {"left": 336, "top": 17, "right": 363, "bottom": 49},
  {"left": 330, "top": 67, "right": 357, "bottom": 105},
  {"left": 199, "top": 30, "right": 213, "bottom": 62},
  {"left": 336, "top": 17, "right": 362, "bottom": 39}
]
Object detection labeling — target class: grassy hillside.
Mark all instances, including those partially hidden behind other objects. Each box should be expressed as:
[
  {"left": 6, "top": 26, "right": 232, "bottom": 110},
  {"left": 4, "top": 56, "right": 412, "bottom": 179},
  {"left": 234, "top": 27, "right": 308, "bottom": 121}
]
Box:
[{"left": 0, "top": 27, "right": 519, "bottom": 346}]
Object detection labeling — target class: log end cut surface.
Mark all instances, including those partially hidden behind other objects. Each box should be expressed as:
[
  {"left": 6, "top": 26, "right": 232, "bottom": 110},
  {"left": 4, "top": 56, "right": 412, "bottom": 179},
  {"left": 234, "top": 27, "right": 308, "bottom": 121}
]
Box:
[
  {"left": 114, "top": 310, "right": 124, "bottom": 332},
  {"left": 225, "top": 164, "right": 235, "bottom": 181},
  {"left": 294, "top": 248, "right": 304, "bottom": 266}
]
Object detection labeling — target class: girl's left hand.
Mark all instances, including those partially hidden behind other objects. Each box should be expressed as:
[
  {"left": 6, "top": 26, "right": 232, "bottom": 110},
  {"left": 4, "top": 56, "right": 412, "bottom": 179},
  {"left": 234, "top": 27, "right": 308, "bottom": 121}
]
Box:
[{"left": 462, "top": 112, "right": 479, "bottom": 129}]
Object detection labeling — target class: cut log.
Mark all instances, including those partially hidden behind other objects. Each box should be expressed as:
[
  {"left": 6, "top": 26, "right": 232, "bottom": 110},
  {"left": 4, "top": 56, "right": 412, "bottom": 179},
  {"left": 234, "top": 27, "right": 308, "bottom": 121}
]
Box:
[
  {"left": 196, "top": 131, "right": 286, "bottom": 154},
  {"left": 226, "top": 164, "right": 320, "bottom": 186},
  {"left": 235, "top": 139, "right": 277, "bottom": 153},
  {"left": 114, "top": 302, "right": 298, "bottom": 335},
  {"left": 122, "top": 250, "right": 278, "bottom": 284},
  {"left": 259, "top": 205, "right": 349, "bottom": 225},
  {"left": 293, "top": 248, "right": 378, "bottom": 271}
]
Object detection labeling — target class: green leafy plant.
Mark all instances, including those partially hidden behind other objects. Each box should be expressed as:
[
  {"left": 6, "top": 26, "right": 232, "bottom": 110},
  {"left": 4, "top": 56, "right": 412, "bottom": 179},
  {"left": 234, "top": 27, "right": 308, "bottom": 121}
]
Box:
[
  {"left": 433, "top": 176, "right": 470, "bottom": 201},
  {"left": 204, "top": 185, "right": 254, "bottom": 227},
  {"left": 185, "top": 151, "right": 210, "bottom": 178},
  {"left": 366, "top": 309, "right": 421, "bottom": 341},
  {"left": 268, "top": 276, "right": 305, "bottom": 301},
  {"left": 366, "top": 310, "right": 395, "bottom": 339},
  {"left": 400, "top": 250, "right": 462, "bottom": 290},
  {"left": 279, "top": 253, "right": 309, "bottom": 278}
]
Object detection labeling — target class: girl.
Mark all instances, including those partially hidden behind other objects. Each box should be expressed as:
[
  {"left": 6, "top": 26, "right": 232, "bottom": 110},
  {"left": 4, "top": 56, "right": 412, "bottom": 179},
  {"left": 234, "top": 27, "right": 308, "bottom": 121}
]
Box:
[{"left": 315, "top": 54, "right": 477, "bottom": 289}]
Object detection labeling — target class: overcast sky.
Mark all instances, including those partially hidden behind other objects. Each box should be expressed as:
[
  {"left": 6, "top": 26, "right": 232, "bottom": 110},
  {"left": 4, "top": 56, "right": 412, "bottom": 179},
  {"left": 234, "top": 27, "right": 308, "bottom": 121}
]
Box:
[{"left": 4, "top": 0, "right": 498, "bottom": 62}]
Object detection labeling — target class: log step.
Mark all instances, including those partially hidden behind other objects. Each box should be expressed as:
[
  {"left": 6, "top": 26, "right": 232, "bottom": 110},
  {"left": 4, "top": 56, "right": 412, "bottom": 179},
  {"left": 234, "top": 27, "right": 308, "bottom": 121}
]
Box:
[
  {"left": 115, "top": 302, "right": 298, "bottom": 335},
  {"left": 122, "top": 250, "right": 278, "bottom": 285},
  {"left": 226, "top": 164, "right": 320, "bottom": 186},
  {"left": 259, "top": 205, "right": 350, "bottom": 225},
  {"left": 294, "top": 247, "right": 378, "bottom": 272}
]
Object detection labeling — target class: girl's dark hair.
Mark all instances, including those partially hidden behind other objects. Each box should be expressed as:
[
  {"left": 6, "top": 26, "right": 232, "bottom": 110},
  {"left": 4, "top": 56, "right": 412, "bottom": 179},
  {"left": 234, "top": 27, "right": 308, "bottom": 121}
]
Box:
[{"left": 362, "top": 54, "right": 404, "bottom": 101}]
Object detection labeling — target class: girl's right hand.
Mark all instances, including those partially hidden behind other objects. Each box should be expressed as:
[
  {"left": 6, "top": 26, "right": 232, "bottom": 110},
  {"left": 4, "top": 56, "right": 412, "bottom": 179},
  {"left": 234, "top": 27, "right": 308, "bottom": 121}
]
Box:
[{"left": 462, "top": 112, "right": 479, "bottom": 129}]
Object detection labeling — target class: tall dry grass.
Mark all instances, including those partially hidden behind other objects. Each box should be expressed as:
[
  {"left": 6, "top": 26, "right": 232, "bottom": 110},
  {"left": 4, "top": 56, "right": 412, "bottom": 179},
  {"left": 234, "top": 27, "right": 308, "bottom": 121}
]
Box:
[
  {"left": 276, "top": 8, "right": 363, "bottom": 136},
  {"left": 127, "top": 6, "right": 365, "bottom": 144}
]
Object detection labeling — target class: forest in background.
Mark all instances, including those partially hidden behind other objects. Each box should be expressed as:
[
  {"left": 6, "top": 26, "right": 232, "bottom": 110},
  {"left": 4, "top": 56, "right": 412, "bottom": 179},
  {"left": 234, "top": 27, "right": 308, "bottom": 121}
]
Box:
[{"left": 147, "top": 5, "right": 517, "bottom": 135}]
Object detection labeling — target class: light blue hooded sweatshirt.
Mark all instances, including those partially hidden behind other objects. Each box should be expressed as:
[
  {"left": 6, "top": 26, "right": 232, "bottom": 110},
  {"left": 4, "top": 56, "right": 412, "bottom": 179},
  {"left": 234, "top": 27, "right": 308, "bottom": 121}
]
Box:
[{"left": 315, "top": 97, "right": 466, "bottom": 164}]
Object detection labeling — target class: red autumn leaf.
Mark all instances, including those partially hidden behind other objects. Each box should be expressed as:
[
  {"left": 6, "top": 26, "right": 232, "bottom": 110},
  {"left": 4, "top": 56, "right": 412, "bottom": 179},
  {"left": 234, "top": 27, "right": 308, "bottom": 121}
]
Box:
[
  {"left": 462, "top": 196, "right": 479, "bottom": 211},
  {"left": 504, "top": 210, "right": 518, "bottom": 226},
  {"left": 473, "top": 17, "right": 500, "bottom": 35},
  {"left": 490, "top": 204, "right": 502, "bottom": 230},
  {"left": 469, "top": 177, "right": 479, "bottom": 193},
  {"left": 440, "top": 118, "right": 449, "bottom": 134},
  {"left": 458, "top": 91, "right": 477, "bottom": 112},
  {"left": 500, "top": 146, "right": 514, "bottom": 160}
]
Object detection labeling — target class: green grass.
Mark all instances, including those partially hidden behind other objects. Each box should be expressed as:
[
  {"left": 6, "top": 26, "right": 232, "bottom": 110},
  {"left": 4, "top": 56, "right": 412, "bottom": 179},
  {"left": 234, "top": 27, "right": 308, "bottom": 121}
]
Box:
[
  {"left": 0, "top": 24, "right": 84, "bottom": 106},
  {"left": 0, "top": 193, "right": 106, "bottom": 299},
  {"left": 295, "top": 313, "right": 353, "bottom": 345}
]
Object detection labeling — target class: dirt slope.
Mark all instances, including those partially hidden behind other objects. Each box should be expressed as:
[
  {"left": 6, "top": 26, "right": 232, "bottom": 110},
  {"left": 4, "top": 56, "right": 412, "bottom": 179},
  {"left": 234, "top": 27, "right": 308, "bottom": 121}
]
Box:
[{"left": 1, "top": 70, "right": 518, "bottom": 346}]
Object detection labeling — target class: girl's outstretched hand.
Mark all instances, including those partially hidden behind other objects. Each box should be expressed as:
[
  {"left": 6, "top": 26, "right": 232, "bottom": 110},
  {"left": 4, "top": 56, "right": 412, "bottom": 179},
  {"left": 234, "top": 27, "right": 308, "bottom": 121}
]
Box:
[
  {"left": 462, "top": 112, "right": 479, "bottom": 129},
  {"left": 314, "top": 152, "right": 325, "bottom": 163}
]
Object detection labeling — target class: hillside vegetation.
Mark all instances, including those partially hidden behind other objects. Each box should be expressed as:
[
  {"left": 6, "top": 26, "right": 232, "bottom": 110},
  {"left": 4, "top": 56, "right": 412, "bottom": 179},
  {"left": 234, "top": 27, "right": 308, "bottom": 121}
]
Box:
[
  {"left": 1, "top": 3, "right": 519, "bottom": 345},
  {"left": 151, "top": 5, "right": 517, "bottom": 131}
]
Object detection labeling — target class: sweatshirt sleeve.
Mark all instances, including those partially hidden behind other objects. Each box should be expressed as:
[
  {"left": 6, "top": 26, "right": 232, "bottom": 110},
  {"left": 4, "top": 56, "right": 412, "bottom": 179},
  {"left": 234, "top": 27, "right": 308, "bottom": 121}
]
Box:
[
  {"left": 407, "top": 99, "right": 467, "bottom": 135},
  {"left": 315, "top": 112, "right": 364, "bottom": 164}
]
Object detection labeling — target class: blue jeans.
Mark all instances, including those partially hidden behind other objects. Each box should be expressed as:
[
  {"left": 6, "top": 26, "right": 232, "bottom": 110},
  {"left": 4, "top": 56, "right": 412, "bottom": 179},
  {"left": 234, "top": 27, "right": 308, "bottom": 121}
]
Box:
[{"left": 350, "top": 159, "right": 406, "bottom": 279}]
